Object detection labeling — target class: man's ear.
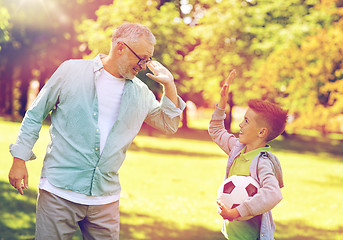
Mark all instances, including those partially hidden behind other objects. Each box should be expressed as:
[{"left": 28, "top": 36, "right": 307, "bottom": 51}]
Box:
[
  {"left": 115, "top": 42, "right": 125, "bottom": 55},
  {"left": 259, "top": 128, "right": 268, "bottom": 138}
]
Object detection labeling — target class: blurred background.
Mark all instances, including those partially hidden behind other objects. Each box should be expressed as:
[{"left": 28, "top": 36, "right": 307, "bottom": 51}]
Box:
[
  {"left": 1, "top": 0, "right": 342, "bottom": 135},
  {"left": 1, "top": 0, "right": 343, "bottom": 239}
]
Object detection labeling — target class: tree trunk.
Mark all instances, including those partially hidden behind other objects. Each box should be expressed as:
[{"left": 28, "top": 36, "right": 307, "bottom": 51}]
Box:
[
  {"left": 224, "top": 92, "right": 234, "bottom": 132},
  {"left": 0, "top": 58, "right": 13, "bottom": 116},
  {"left": 5, "top": 59, "right": 14, "bottom": 116},
  {"left": 321, "top": 125, "right": 327, "bottom": 137},
  {"left": 181, "top": 105, "right": 188, "bottom": 129},
  {"left": 19, "top": 65, "right": 31, "bottom": 116}
]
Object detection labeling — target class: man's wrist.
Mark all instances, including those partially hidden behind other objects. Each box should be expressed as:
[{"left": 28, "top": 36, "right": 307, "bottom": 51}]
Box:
[
  {"left": 13, "top": 157, "right": 26, "bottom": 164},
  {"left": 162, "top": 79, "right": 176, "bottom": 88}
]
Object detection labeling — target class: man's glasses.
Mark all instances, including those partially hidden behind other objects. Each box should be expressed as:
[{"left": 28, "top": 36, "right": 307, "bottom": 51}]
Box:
[{"left": 122, "top": 42, "right": 152, "bottom": 66}]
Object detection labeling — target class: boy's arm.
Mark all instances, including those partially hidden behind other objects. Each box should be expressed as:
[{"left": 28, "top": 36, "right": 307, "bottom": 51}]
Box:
[
  {"left": 208, "top": 107, "right": 237, "bottom": 155},
  {"left": 208, "top": 70, "right": 237, "bottom": 155},
  {"left": 236, "top": 159, "right": 283, "bottom": 218}
]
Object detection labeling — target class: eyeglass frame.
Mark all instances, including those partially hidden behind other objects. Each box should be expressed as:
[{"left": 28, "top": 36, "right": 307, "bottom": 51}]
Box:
[{"left": 122, "top": 42, "right": 152, "bottom": 66}]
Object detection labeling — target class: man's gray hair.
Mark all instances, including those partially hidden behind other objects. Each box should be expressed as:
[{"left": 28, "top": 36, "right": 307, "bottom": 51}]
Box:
[{"left": 112, "top": 22, "right": 156, "bottom": 47}]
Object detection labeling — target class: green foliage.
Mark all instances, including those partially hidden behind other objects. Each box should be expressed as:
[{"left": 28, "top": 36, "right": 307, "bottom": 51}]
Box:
[
  {"left": 184, "top": 0, "right": 333, "bottom": 106},
  {"left": 257, "top": 22, "right": 343, "bottom": 134},
  {"left": 0, "top": 5, "right": 10, "bottom": 47}
]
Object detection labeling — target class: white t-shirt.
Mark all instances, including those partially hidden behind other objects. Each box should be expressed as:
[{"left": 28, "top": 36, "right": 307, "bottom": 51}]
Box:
[{"left": 39, "top": 69, "right": 125, "bottom": 205}]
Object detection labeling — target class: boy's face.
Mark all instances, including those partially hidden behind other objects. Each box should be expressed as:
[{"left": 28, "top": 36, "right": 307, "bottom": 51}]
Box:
[{"left": 238, "top": 108, "right": 265, "bottom": 145}]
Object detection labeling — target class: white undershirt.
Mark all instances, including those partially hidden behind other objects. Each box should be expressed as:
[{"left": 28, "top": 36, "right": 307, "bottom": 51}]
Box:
[
  {"left": 97, "top": 69, "right": 125, "bottom": 154},
  {"left": 39, "top": 69, "right": 125, "bottom": 205}
]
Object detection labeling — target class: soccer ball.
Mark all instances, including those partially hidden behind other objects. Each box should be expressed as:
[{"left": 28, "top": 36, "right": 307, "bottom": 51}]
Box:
[{"left": 217, "top": 175, "right": 260, "bottom": 221}]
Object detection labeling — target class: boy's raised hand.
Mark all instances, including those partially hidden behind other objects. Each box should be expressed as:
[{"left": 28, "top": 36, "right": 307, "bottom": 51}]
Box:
[{"left": 218, "top": 69, "right": 236, "bottom": 109}]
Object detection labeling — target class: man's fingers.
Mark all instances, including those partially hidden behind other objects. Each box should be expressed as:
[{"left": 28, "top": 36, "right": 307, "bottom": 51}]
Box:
[
  {"left": 147, "top": 60, "right": 159, "bottom": 74},
  {"left": 18, "top": 187, "right": 24, "bottom": 195},
  {"left": 146, "top": 73, "right": 158, "bottom": 81},
  {"left": 14, "top": 179, "right": 24, "bottom": 195},
  {"left": 8, "top": 177, "right": 13, "bottom": 187},
  {"left": 14, "top": 178, "right": 21, "bottom": 189},
  {"left": 24, "top": 175, "right": 29, "bottom": 189}
]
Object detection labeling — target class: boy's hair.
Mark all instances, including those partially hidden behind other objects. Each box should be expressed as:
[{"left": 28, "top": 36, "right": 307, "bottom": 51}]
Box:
[{"left": 248, "top": 99, "right": 288, "bottom": 142}]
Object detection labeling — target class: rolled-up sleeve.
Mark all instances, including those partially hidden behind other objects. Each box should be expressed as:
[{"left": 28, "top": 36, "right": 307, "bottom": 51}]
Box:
[
  {"left": 160, "top": 94, "right": 186, "bottom": 118},
  {"left": 144, "top": 91, "right": 186, "bottom": 135},
  {"left": 9, "top": 62, "right": 66, "bottom": 161}
]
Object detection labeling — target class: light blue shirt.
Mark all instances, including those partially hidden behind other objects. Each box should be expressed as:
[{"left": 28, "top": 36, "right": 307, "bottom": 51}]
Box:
[{"left": 10, "top": 54, "right": 186, "bottom": 196}]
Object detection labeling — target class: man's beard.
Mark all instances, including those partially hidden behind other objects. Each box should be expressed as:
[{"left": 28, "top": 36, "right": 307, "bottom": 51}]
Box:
[{"left": 118, "top": 55, "right": 137, "bottom": 80}]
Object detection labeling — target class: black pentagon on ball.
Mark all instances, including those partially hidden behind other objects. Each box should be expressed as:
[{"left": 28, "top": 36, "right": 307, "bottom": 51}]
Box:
[
  {"left": 223, "top": 181, "right": 235, "bottom": 194},
  {"left": 231, "top": 204, "right": 240, "bottom": 209},
  {"left": 245, "top": 183, "right": 258, "bottom": 197}
]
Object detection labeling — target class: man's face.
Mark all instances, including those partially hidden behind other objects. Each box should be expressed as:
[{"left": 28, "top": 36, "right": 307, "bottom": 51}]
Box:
[
  {"left": 117, "top": 39, "right": 154, "bottom": 80},
  {"left": 238, "top": 108, "right": 263, "bottom": 145}
]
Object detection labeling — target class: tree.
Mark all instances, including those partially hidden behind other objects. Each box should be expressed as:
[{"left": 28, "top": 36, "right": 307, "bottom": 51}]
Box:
[
  {"left": 254, "top": 0, "right": 343, "bottom": 135},
  {"left": 0, "top": 0, "right": 113, "bottom": 119},
  {"left": 0, "top": 4, "right": 11, "bottom": 116},
  {"left": 183, "top": 0, "right": 333, "bottom": 131},
  {"left": 257, "top": 26, "right": 343, "bottom": 135}
]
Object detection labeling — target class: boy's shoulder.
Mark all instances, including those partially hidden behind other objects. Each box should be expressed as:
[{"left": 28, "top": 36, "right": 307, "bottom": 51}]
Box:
[
  {"left": 256, "top": 150, "right": 284, "bottom": 188},
  {"left": 259, "top": 150, "right": 277, "bottom": 160}
]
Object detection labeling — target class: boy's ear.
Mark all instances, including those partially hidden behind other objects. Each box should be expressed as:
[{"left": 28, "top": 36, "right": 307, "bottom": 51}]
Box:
[{"left": 258, "top": 128, "right": 268, "bottom": 138}]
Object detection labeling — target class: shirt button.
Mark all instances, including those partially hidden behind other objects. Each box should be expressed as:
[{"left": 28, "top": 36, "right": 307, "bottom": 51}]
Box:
[
  {"left": 93, "top": 113, "right": 97, "bottom": 116},
  {"left": 96, "top": 166, "right": 99, "bottom": 170},
  {"left": 95, "top": 148, "right": 99, "bottom": 151},
  {"left": 96, "top": 129, "right": 99, "bottom": 132}
]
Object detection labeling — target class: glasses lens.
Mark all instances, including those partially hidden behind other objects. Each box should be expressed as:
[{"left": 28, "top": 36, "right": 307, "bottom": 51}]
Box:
[{"left": 138, "top": 57, "right": 152, "bottom": 66}]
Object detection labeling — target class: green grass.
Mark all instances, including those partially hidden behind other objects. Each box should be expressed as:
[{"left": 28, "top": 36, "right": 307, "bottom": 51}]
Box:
[{"left": 1, "top": 120, "right": 343, "bottom": 240}]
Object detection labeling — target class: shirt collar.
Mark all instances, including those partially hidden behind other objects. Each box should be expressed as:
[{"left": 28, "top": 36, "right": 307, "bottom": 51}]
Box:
[
  {"left": 93, "top": 54, "right": 133, "bottom": 82},
  {"left": 93, "top": 54, "right": 106, "bottom": 73},
  {"left": 240, "top": 145, "right": 271, "bottom": 161}
]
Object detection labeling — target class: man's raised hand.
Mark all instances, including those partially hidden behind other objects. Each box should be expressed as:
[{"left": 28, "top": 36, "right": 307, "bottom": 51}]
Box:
[{"left": 146, "top": 60, "right": 174, "bottom": 85}]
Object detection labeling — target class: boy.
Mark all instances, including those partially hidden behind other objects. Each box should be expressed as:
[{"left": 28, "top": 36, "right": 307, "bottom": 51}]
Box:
[{"left": 208, "top": 70, "right": 288, "bottom": 240}]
